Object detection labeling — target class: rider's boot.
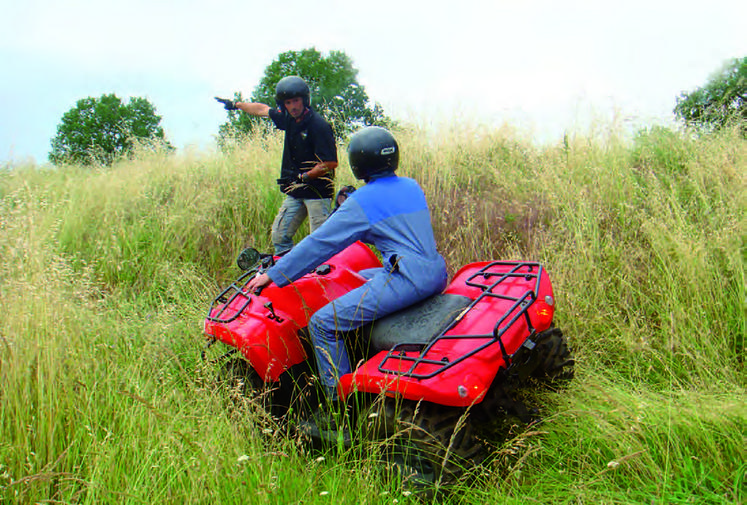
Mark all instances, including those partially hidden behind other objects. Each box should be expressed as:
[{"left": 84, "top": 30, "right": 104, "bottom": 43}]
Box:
[{"left": 297, "top": 402, "right": 352, "bottom": 447}]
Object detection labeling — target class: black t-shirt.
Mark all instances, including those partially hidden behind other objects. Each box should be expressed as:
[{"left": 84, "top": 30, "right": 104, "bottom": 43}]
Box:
[{"left": 268, "top": 107, "right": 337, "bottom": 199}]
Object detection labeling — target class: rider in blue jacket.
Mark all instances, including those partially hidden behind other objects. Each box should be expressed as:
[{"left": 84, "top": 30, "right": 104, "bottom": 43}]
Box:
[{"left": 247, "top": 126, "right": 447, "bottom": 401}]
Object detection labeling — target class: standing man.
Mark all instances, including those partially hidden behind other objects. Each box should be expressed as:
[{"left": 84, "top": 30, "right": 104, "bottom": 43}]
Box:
[{"left": 216, "top": 76, "right": 338, "bottom": 255}]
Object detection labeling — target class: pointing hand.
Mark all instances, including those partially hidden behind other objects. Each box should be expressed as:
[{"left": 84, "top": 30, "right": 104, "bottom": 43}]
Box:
[{"left": 215, "top": 97, "right": 237, "bottom": 111}]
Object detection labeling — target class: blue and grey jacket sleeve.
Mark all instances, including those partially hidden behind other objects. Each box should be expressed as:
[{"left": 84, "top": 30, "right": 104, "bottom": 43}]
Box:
[{"left": 266, "top": 200, "right": 370, "bottom": 287}]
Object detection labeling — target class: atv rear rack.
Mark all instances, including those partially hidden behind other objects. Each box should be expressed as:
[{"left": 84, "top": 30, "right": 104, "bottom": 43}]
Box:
[{"left": 378, "top": 261, "right": 545, "bottom": 380}]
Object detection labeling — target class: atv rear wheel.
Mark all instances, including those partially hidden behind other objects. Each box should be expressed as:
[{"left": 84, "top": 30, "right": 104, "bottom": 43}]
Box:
[
  {"left": 529, "top": 326, "right": 575, "bottom": 383},
  {"left": 381, "top": 400, "right": 484, "bottom": 487},
  {"left": 473, "top": 326, "right": 575, "bottom": 437}
]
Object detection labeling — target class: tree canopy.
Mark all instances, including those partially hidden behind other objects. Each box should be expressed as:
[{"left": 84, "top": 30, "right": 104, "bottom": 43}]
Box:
[
  {"left": 218, "top": 48, "right": 390, "bottom": 144},
  {"left": 50, "top": 94, "right": 169, "bottom": 165},
  {"left": 674, "top": 57, "right": 746, "bottom": 134}
]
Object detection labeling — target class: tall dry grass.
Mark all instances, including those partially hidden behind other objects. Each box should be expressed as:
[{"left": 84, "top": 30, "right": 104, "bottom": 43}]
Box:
[{"left": 0, "top": 121, "right": 744, "bottom": 503}]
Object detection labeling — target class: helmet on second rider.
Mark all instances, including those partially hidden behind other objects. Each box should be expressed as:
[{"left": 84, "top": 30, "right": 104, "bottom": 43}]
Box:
[
  {"left": 275, "top": 76, "right": 311, "bottom": 108},
  {"left": 347, "top": 126, "right": 399, "bottom": 181}
]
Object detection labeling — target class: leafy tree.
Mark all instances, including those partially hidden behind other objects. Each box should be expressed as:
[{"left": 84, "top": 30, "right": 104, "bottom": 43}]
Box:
[
  {"left": 218, "top": 48, "right": 390, "bottom": 144},
  {"left": 674, "top": 57, "right": 746, "bottom": 134},
  {"left": 50, "top": 94, "right": 169, "bottom": 165}
]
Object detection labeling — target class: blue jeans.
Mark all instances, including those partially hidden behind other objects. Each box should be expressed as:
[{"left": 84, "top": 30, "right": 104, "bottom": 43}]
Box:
[
  {"left": 271, "top": 195, "right": 331, "bottom": 255},
  {"left": 308, "top": 261, "right": 447, "bottom": 399}
]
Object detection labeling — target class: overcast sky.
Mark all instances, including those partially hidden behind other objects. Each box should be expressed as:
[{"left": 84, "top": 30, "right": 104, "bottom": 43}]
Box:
[{"left": 1, "top": 0, "right": 745, "bottom": 164}]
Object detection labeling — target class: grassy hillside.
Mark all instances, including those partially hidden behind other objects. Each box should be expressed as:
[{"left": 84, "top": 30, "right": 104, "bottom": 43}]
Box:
[{"left": 0, "top": 123, "right": 744, "bottom": 504}]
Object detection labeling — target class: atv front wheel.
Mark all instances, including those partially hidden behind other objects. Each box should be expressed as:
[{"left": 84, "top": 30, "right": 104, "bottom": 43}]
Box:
[
  {"left": 217, "top": 358, "right": 278, "bottom": 411},
  {"left": 218, "top": 358, "right": 263, "bottom": 392}
]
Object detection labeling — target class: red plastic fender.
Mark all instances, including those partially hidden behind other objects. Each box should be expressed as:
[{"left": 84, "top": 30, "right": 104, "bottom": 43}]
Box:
[{"left": 205, "top": 242, "right": 382, "bottom": 381}]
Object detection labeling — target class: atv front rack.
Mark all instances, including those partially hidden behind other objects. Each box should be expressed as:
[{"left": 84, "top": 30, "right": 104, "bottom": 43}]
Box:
[
  {"left": 378, "top": 261, "right": 545, "bottom": 380},
  {"left": 205, "top": 269, "right": 257, "bottom": 324}
]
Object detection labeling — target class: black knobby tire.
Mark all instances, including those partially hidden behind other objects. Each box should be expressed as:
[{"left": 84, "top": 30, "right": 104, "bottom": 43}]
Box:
[
  {"left": 218, "top": 358, "right": 322, "bottom": 421},
  {"left": 529, "top": 326, "right": 575, "bottom": 383},
  {"left": 389, "top": 400, "right": 485, "bottom": 486},
  {"left": 217, "top": 358, "right": 279, "bottom": 414},
  {"left": 474, "top": 326, "right": 575, "bottom": 431},
  {"left": 218, "top": 358, "right": 263, "bottom": 393}
]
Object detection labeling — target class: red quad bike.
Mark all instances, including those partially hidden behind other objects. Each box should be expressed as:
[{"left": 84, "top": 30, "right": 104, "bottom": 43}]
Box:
[{"left": 203, "top": 241, "right": 574, "bottom": 483}]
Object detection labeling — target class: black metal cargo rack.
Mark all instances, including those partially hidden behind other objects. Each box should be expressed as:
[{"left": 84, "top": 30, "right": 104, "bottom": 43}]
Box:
[{"left": 377, "top": 261, "right": 545, "bottom": 380}]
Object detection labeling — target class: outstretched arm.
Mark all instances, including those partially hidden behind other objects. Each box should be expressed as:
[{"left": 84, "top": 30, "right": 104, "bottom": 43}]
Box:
[
  {"left": 215, "top": 97, "right": 270, "bottom": 117},
  {"left": 235, "top": 102, "right": 271, "bottom": 117}
]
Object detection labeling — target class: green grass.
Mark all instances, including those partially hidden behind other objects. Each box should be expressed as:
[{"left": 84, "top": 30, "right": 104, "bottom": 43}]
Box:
[{"left": 0, "top": 122, "right": 744, "bottom": 503}]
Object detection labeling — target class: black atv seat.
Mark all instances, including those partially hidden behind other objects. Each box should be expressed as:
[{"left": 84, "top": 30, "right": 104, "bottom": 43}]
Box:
[{"left": 366, "top": 293, "right": 472, "bottom": 352}]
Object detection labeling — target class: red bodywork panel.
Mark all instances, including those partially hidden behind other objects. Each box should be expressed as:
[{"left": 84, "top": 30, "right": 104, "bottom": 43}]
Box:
[
  {"left": 204, "top": 242, "right": 382, "bottom": 381},
  {"left": 338, "top": 261, "right": 555, "bottom": 406}
]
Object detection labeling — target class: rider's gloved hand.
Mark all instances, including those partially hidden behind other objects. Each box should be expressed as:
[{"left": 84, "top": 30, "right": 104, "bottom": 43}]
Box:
[{"left": 215, "top": 97, "right": 237, "bottom": 111}]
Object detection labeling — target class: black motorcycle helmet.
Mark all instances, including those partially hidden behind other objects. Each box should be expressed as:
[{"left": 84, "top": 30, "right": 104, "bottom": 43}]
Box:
[
  {"left": 275, "top": 76, "right": 311, "bottom": 108},
  {"left": 347, "top": 126, "right": 399, "bottom": 181}
]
